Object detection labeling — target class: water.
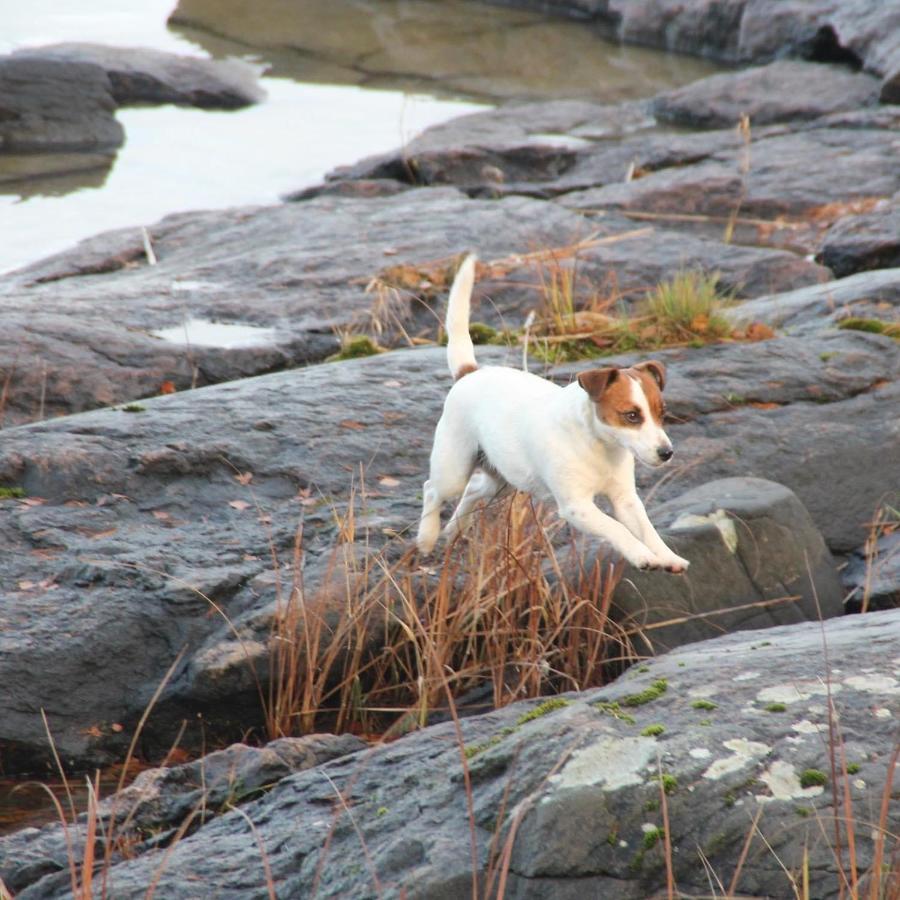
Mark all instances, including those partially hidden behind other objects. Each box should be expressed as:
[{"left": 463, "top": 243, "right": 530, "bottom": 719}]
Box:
[
  {"left": 0, "top": 0, "right": 720, "bottom": 275},
  {"left": 152, "top": 318, "right": 278, "bottom": 348}
]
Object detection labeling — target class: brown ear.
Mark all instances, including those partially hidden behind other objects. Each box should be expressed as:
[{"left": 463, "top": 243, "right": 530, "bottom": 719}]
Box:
[
  {"left": 634, "top": 360, "right": 666, "bottom": 392},
  {"left": 577, "top": 367, "right": 619, "bottom": 398}
]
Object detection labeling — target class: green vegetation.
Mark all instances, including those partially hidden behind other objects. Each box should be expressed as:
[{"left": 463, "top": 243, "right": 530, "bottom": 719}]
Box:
[
  {"left": 468, "top": 322, "right": 498, "bottom": 344},
  {"left": 765, "top": 702, "right": 787, "bottom": 713},
  {"left": 0, "top": 486, "right": 26, "bottom": 499},
  {"left": 846, "top": 763, "right": 861, "bottom": 775},
  {"left": 328, "top": 334, "right": 381, "bottom": 362},
  {"left": 643, "top": 827, "right": 663, "bottom": 850},
  {"left": 594, "top": 701, "right": 636, "bottom": 725},
  {"left": 517, "top": 697, "right": 570, "bottom": 725},
  {"left": 837, "top": 317, "right": 900, "bottom": 338},
  {"left": 796, "top": 806, "right": 812, "bottom": 818},
  {"left": 800, "top": 769, "right": 828, "bottom": 789},
  {"left": 692, "top": 699, "right": 718, "bottom": 711},
  {"left": 641, "top": 724, "right": 665, "bottom": 737},
  {"left": 659, "top": 774, "right": 677, "bottom": 795},
  {"left": 621, "top": 679, "right": 668, "bottom": 707},
  {"left": 121, "top": 403, "right": 146, "bottom": 413},
  {"left": 377, "top": 806, "right": 389, "bottom": 817},
  {"left": 464, "top": 734, "right": 504, "bottom": 759}
]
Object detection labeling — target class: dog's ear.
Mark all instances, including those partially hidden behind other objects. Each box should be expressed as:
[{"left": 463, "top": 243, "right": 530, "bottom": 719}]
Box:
[
  {"left": 577, "top": 367, "right": 619, "bottom": 398},
  {"left": 634, "top": 360, "right": 666, "bottom": 392}
]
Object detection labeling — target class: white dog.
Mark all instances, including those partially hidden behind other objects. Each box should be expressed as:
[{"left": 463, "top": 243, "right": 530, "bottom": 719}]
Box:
[{"left": 416, "top": 255, "right": 689, "bottom": 573}]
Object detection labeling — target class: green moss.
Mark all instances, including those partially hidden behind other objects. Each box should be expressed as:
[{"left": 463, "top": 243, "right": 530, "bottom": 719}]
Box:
[
  {"left": 692, "top": 699, "right": 718, "bottom": 711},
  {"left": 121, "top": 403, "right": 146, "bottom": 413},
  {"left": 765, "top": 702, "right": 787, "bottom": 713},
  {"left": 800, "top": 769, "right": 828, "bottom": 789},
  {"left": 724, "top": 392, "right": 745, "bottom": 405},
  {"left": 644, "top": 797, "right": 659, "bottom": 812},
  {"left": 723, "top": 792, "right": 736, "bottom": 808},
  {"left": 594, "top": 701, "right": 636, "bottom": 725},
  {"left": 795, "top": 806, "right": 811, "bottom": 818},
  {"left": 819, "top": 351, "right": 836, "bottom": 362},
  {"left": 660, "top": 774, "right": 677, "bottom": 795},
  {"left": 846, "top": 763, "right": 860, "bottom": 775},
  {"left": 468, "top": 322, "right": 497, "bottom": 344},
  {"left": 677, "top": 661, "right": 686, "bottom": 668},
  {"left": 0, "top": 486, "right": 26, "bottom": 499},
  {"left": 641, "top": 724, "right": 665, "bottom": 737},
  {"left": 377, "top": 806, "right": 389, "bottom": 817},
  {"left": 837, "top": 317, "right": 900, "bottom": 338},
  {"left": 464, "top": 734, "right": 503, "bottom": 759},
  {"left": 637, "top": 665, "right": 650, "bottom": 673},
  {"left": 700, "top": 718, "right": 712, "bottom": 726},
  {"left": 643, "top": 827, "right": 663, "bottom": 850},
  {"left": 328, "top": 335, "right": 381, "bottom": 361},
  {"left": 516, "top": 697, "right": 570, "bottom": 726},
  {"left": 621, "top": 679, "right": 668, "bottom": 707}
]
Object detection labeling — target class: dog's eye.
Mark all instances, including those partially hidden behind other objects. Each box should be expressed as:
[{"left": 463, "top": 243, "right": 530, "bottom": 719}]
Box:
[{"left": 624, "top": 410, "right": 642, "bottom": 424}]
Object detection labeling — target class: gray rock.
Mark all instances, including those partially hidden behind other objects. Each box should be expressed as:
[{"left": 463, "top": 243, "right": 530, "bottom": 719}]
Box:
[
  {"left": 817, "top": 200, "right": 900, "bottom": 277},
  {"left": 0, "top": 733, "right": 366, "bottom": 894},
  {"left": 652, "top": 60, "right": 880, "bottom": 129},
  {"left": 5, "top": 610, "right": 898, "bottom": 899},
  {"left": 13, "top": 43, "right": 264, "bottom": 109},
  {"left": 0, "top": 328, "right": 895, "bottom": 770},
  {"left": 843, "top": 531, "right": 900, "bottom": 613},
  {"left": 614, "top": 478, "right": 844, "bottom": 653},
  {"left": 0, "top": 56, "right": 123, "bottom": 153}
]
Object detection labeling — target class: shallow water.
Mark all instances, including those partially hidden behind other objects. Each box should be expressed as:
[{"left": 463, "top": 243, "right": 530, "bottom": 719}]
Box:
[
  {"left": 0, "top": 0, "right": 720, "bottom": 275},
  {"left": 152, "top": 317, "right": 278, "bottom": 348}
]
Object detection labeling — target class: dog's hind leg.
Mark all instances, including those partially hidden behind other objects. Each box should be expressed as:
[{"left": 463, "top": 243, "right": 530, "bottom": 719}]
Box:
[
  {"left": 442, "top": 470, "right": 506, "bottom": 542},
  {"left": 416, "top": 417, "right": 477, "bottom": 554}
]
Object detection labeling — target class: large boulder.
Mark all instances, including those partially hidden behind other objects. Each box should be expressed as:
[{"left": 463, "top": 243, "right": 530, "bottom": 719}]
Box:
[
  {"left": 13, "top": 43, "right": 264, "bottom": 109},
  {"left": 0, "top": 327, "right": 896, "bottom": 771},
  {"left": 817, "top": 199, "right": 900, "bottom": 277},
  {"left": 652, "top": 59, "right": 881, "bottom": 129},
  {"left": 3, "top": 609, "right": 897, "bottom": 898},
  {"left": 0, "top": 56, "right": 122, "bottom": 153}
]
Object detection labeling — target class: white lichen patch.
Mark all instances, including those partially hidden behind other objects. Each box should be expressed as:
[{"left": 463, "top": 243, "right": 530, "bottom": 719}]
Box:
[
  {"left": 791, "top": 719, "right": 825, "bottom": 735},
  {"left": 670, "top": 508, "right": 738, "bottom": 553},
  {"left": 552, "top": 736, "right": 656, "bottom": 791},
  {"left": 641, "top": 822, "right": 658, "bottom": 833},
  {"left": 758, "top": 760, "right": 824, "bottom": 801},
  {"left": 689, "top": 747, "right": 711, "bottom": 759},
  {"left": 688, "top": 685, "right": 719, "bottom": 698},
  {"left": 734, "top": 671, "right": 761, "bottom": 682},
  {"left": 703, "top": 738, "right": 770, "bottom": 780},
  {"left": 854, "top": 779, "right": 867, "bottom": 790},
  {"left": 843, "top": 674, "right": 900, "bottom": 695},
  {"left": 756, "top": 682, "right": 840, "bottom": 704},
  {"left": 874, "top": 707, "right": 892, "bottom": 719}
]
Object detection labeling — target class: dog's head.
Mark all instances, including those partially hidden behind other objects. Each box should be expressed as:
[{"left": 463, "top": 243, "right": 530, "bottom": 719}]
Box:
[{"left": 577, "top": 361, "right": 673, "bottom": 467}]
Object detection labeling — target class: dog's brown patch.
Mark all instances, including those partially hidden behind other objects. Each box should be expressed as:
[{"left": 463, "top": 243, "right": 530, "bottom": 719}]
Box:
[
  {"left": 598, "top": 372, "right": 643, "bottom": 428},
  {"left": 578, "top": 363, "right": 666, "bottom": 428},
  {"left": 631, "top": 368, "right": 665, "bottom": 426},
  {"left": 454, "top": 363, "right": 478, "bottom": 381}
]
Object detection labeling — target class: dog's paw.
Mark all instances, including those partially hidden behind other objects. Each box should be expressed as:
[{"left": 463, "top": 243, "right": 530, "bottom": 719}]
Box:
[
  {"left": 660, "top": 554, "right": 690, "bottom": 575},
  {"left": 627, "top": 547, "right": 665, "bottom": 571}
]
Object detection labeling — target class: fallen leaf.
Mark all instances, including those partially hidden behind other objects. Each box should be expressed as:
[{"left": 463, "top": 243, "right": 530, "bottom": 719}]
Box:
[
  {"left": 20, "top": 497, "right": 46, "bottom": 507},
  {"left": 234, "top": 471, "right": 254, "bottom": 485},
  {"left": 379, "top": 476, "right": 401, "bottom": 488},
  {"left": 746, "top": 322, "right": 775, "bottom": 342},
  {"left": 152, "top": 510, "right": 171, "bottom": 520},
  {"left": 18, "top": 580, "right": 35, "bottom": 591},
  {"left": 160, "top": 380, "right": 177, "bottom": 395},
  {"left": 383, "top": 380, "right": 403, "bottom": 388},
  {"left": 339, "top": 419, "right": 366, "bottom": 430},
  {"left": 229, "top": 500, "right": 251, "bottom": 511},
  {"left": 82, "top": 725, "right": 103, "bottom": 738},
  {"left": 111, "top": 722, "right": 124, "bottom": 733}
]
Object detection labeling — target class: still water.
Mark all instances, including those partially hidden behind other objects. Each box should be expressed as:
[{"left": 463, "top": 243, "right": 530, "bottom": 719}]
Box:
[{"left": 0, "top": 0, "right": 720, "bottom": 274}]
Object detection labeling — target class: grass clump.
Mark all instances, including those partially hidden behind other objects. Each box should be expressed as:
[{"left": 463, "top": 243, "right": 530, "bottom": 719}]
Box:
[
  {"left": 121, "top": 403, "right": 146, "bottom": 413},
  {"left": 639, "top": 270, "right": 734, "bottom": 345},
  {"left": 765, "top": 702, "right": 787, "bottom": 713},
  {"left": 846, "top": 762, "right": 861, "bottom": 775},
  {"left": 0, "top": 485, "right": 26, "bottom": 499},
  {"left": 595, "top": 701, "right": 636, "bottom": 725},
  {"left": 621, "top": 678, "right": 668, "bottom": 707},
  {"left": 641, "top": 724, "right": 665, "bottom": 737},
  {"left": 800, "top": 769, "right": 828, "bottom": 788},
  {"left": 838, "top": 317, "right": 900, "bottom": 339},
  {"left": 659, "top": 773, "right": 677, "bottom": 795},
  {"left": 328, "top": 334, "right": 381, "bottom": 362},
  {"left": 692, "top": 699, "right": 718, "bottom": 711},
  {"left": 643, "top": 826, "right": 663, "bottom": 850},
  {"left": 516, "top": 697, "right": 570, "bottom": 726}
]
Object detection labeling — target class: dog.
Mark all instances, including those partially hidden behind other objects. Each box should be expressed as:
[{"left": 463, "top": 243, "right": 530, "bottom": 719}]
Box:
[{"left": 415, "top": 255, "right": 689, "bottom": 574}]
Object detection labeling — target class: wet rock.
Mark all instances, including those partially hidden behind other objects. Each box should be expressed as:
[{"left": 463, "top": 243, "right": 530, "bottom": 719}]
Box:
[
  {"left": 652, "top": 60, "right": 880, "bottom": 129},
  {"left": 0, "top": 733, "right": 366, "bottom": 894},
  {"left": 0, "top": 56, "right": 123, "bottom": 153},
  {"left": 614, "top": 478, "right": 844, "bottom": 654},
  {"left": 4, "top": 609, "right": 897, "bottom": 898},
  {"left": 817, "top": 200, "right": 900, "bottom": 277},
  {"left": 0, "top": 327, "right": 895, "bottom": 771},
  {"left": 843, "top": 531, "right": 900, "bottom": 613},
  {"left": 13, "top": 43, "right": 264, "bottom": 109}
]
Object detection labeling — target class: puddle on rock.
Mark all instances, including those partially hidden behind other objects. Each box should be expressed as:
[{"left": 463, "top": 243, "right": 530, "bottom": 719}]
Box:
[{"left": 152, "top": 318, "right": 277, "bottom": 349}]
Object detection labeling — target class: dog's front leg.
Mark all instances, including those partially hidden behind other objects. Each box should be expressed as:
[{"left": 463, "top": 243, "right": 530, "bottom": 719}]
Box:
[
  {"left": 558, "top": 497, "right": 668, "bottom": 571},
  {"left": 609, "top": 491, "right": 689, "bottom": 574}
]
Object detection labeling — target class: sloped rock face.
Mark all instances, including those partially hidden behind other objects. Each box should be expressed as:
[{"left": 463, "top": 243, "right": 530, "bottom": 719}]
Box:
[
  {"left": 3, "top": 610, "right": 897, "bottom": 899},
  {"left": 12, "top": 43, "right": 264, "bottom": 109},
  {"left": 817, "top": 200, "right": 900, "bottom": 277},
  {"left": 0, "top": 323, "right": 896, "bottom": 771}
]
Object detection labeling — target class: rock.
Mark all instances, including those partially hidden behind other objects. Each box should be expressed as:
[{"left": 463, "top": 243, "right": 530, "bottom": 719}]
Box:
[
  {"left": 0, "top": 56, "right": 123, "bottom": 153},
  {"left": 4, "top": 609, "right": 897, "bottom": 898},
  {"left": 652, "top": 60, "right": 880, "bottom": 129},
  {"left": 613, "top": 478, "right": 844, "bottom": 653},
  {"left": 843, "top": 531, "right": 900, "bottom": 613},
  {"left": 0, "top": 328, "right": 895, "bottom": 771},
  {"left": 0, "top": 190, "right": 826, "bottom": 427},
  {"left": 13, "top": 43, "right": 264, "bottom": 109},
  {"left": 817, "top": 199, "right": 900, "bottom": 277},
  {"left": 0, "top": 733, "right": 366, "bottom": 894},
  {"left": 730, "top": 268, "right": 900, "bottom": 333}
]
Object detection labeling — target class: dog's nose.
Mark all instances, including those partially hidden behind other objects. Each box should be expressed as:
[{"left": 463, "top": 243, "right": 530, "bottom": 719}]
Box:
[{"left": 657, "top": 446, "right": 674, "bottom": 462}]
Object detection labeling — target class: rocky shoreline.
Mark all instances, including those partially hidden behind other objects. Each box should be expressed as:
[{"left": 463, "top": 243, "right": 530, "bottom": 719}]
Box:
[{"left": 1, "top": 1, "right": 898, "bottom": 896}]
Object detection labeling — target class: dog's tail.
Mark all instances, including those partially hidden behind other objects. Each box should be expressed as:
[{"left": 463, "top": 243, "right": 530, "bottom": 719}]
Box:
[{"left": 446, "top": 254, "right": 478, "bottom": 381}]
